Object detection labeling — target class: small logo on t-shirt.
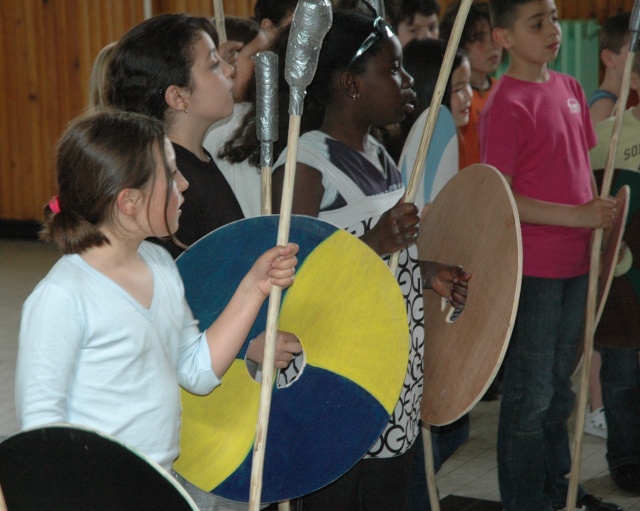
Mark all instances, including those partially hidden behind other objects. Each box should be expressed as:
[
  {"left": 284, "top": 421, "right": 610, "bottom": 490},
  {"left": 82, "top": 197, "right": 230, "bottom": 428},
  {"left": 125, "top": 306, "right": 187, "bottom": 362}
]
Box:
[{"left": 567, "top": 98, "right": 581, "bottom": 114}]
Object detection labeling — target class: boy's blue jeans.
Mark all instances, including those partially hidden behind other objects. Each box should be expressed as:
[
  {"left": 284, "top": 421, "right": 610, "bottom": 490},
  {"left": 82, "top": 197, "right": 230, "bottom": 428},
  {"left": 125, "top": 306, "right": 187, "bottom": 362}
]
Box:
[
  {"left": 498, "top": 275, "right": 588, "bottom": 511},
  {"left": 600, "top": 345, "right": 640, "bottom": 470}
]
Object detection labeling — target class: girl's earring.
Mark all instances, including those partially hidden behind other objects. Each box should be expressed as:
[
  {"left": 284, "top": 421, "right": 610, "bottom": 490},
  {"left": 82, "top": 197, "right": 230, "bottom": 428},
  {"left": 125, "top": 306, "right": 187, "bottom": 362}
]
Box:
[
  {"left": 352, "top": 92, "right": 360, "bottom": 101},
  {"left": 184, "top": 106, "right": 188, "bottom": 114}
]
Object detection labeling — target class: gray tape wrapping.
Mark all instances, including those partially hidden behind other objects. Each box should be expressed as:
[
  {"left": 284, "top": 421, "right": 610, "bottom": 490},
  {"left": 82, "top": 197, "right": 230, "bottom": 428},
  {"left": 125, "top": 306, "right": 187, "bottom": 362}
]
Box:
[
  {"left": 255, "top": 51, "right": 278, "bottom": 168},
  {"left": 284, "top": 0, "right": 333, "bottom": 116},
  {"left": 631, "top": 0, "right": 640, "bottom": 52},
  {"left": 369, "top": 0, "right": 385, "bottom": 17}
]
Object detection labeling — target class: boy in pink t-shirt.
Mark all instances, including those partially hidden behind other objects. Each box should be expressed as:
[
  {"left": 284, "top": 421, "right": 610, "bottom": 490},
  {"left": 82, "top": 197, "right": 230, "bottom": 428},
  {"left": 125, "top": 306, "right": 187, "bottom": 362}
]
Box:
[{"left": 479, "top": 1, "right": 619, "bottom": 510}]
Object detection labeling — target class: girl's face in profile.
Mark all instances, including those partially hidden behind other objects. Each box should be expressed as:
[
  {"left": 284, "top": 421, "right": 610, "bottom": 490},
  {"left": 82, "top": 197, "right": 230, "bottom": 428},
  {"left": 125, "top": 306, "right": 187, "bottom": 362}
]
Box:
[
  {"left": 450, "top": 57, "right": 472, "bottom": 128},
  {"left": 183, "top": 31, "right": 236, "bottom": 123},
  {"left": 146, "top": 137, "right": 188, "bottom": 237},
  {"left": 356, "top": 36, "right": 416, "bottom": 127}
]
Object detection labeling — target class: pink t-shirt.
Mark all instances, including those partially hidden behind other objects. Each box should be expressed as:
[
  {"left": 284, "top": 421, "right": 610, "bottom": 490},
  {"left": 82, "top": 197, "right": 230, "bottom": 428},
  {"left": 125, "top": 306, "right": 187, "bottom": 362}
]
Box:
[{"left": 479, "top": 71, "right": 596, "bottom": 279}]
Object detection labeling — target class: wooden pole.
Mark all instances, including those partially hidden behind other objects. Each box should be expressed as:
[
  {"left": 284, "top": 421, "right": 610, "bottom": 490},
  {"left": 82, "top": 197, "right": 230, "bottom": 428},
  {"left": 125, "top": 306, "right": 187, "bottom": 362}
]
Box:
[
  {"left": 386, "top": 2, "right": 472, "bottom": 511},
  {"left": 0, "top": 483, "right": 7, "bottom": 511},
  {"left": 261, "top": 167, "right": 272, "bottom": 215},
  {"left": 142, "top": 0, "right": 152, "bottom": 20},
  {"left": 248, "top": 117, "right": 300, "bottom": 511},
  {"left": 421, "top": 425, "right": 441, "bottom": 510},
  {"left": 388, "top": 0, "right": 473, "bottom": 275},
  {"left": 565, "top": 17, "right": 639, "bottom": 511},
  {"left": 213, "top": 0, "right": 227, "bottom": 44},
  {"left": 248, "top": 3, "right": 332, "bottom": 508}
]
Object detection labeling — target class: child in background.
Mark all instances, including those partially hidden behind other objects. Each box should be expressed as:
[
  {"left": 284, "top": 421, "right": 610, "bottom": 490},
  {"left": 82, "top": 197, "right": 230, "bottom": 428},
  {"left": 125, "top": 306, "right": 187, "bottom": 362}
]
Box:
[
  {"left": 396, "top": 38, "right": 472, "bottom": 166},
  {"left": 221, "top": 16, "right": 270, "bottom": 105},
  {"left": 15, "top": 109, "right": 299, "bottom": 474},
  {"left": 203, "top": 16, "right": 270, "bottom": 218},
  {"left": 270, "top": 11, "right": 470, "bottom": 509},
  {"left": 588, "top": 49, "right": 640, "bottom": 495},
  {"left": 87, "top": 42, "right": 117, "bottom": 110},
  {"left": 589, "top": 12, "right": 631, "bottom": 126},
  {"left": 440, "top": 1, "right": 502, "bottom": 170},
  {"left": 386, "top": 0, "right": 441, "bottom": 47},
  {"left": 480, "top": 1, "right": 620, "bottom": 510},
  {"left": 582, "top": 11, "right": 633, "bottom": 441},
  {"left": 591, "top": 50, "right": 640, "bottom": 170},
  {"left": 253, "top": 0, "right": 297, "bottom": 42}
]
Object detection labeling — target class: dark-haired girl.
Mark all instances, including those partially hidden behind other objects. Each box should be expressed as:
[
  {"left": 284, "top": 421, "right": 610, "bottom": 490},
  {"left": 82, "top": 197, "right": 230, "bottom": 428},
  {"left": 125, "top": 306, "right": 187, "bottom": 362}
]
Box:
[
  {"left": 270, "top": 10, "right": 470, "bottom": 509},
  {"left": 15, "top": 109, "right": 298, "bottom": 476},
  {"left": 109, "top": 13, "right": 244, "bottom": 259}
]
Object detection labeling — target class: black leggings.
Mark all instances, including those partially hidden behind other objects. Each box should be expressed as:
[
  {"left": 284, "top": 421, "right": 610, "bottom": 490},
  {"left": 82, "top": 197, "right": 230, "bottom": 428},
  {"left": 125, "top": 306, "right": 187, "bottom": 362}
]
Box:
[{"left": 292, "top": 442, "right": 417, "bottom": 511}]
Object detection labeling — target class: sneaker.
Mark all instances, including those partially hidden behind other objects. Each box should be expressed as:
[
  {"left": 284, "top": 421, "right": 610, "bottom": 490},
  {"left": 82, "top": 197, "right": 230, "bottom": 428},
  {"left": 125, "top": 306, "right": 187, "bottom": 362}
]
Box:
[
  {"left": 584, "top": 406, "right": 607, "bottom": 439},
  {"left": 557, "top": 494, "right": 623, "bottom": 511}
]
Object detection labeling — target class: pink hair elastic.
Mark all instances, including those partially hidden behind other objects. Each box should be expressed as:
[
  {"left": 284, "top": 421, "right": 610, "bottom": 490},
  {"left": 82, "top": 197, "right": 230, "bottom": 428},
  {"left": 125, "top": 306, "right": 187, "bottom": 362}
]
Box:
[{"left": 48, "top": 196, "right": 61, "bottom": 214}]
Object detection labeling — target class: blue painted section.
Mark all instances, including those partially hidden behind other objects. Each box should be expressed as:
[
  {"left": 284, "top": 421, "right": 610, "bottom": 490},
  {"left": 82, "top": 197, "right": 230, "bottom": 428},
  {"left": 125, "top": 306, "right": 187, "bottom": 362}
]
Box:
[
  {"left": 400, "top": 105, "right": 457, "bottom": 206},
  {"left": 213, "top": 365, "right": 388, "bottom": 502},
  {"left": 177, "top": 215, "right": 337, "bottom": 358}
]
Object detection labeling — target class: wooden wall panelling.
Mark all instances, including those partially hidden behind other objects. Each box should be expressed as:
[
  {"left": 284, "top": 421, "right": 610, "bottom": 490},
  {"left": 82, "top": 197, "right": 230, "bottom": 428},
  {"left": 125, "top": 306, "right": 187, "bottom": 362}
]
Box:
[
  {"left": 0, "top": 1, "right": 144, "bottom": 223},
  {"left": 152, "top": 0, "right": 254, "bottom": 18},
  {"left": 438, "top": 0, "right": 635, "bottom": 24},
  {"left": 4, "top": 0, "right": 639, "bottom": 224}
]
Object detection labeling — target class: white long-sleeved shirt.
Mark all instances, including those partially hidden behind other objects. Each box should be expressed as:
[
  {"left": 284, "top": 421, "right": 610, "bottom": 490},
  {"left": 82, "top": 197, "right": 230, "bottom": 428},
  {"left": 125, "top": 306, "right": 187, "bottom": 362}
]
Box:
[{"left": 16, "top": 241, "right": 219, "bottom": 470}]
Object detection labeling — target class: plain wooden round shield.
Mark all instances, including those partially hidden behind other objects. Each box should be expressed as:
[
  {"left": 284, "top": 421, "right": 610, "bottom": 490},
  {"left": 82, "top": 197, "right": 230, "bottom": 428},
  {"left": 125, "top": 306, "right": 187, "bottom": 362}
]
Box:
[
  {"left": 572, "top": 184, "right": 629, "bottom": 368},
  {"left": 0, "top": 424, "right": 199, "bottom": 510},
  {"left": 418, "top": 164, "right": 522, "bottom": 426},
  {"left": 596, "top": 185, "right": 630, "bottom": 327}
]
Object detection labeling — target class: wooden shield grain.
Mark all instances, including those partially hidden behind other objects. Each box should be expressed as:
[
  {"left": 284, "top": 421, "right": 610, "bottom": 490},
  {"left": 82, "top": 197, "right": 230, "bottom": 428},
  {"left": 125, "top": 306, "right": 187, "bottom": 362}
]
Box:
[{"left": 418, "top": 164, "right": 522, "bottom": 426}]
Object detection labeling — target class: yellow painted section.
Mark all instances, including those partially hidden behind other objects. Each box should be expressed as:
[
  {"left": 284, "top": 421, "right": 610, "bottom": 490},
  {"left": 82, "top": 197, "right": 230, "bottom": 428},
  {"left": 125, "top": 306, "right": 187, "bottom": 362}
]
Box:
[
  {"left": 174, "top": 360, "right": 259, "bottom": 491},
  {"left": 279, "top": 230, "right": 408, "bottom": 413}
]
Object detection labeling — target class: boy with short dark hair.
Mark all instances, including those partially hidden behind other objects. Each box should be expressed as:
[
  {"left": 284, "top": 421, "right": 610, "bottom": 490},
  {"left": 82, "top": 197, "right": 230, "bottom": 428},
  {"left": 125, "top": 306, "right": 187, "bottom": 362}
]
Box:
[
  {"left": 386, "top": 0, "right": 441, "bottom": 47},
  {"left": 590, "top": 12, "right": 632, "bottom": 125},
  {"left": 479, "top": 1, "right": 621, "bottom": 510}
]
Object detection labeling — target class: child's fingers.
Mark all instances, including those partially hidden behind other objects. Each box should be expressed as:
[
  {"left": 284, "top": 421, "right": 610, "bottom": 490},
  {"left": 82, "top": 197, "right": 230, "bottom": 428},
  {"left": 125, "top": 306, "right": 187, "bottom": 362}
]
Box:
[{"left": 269, "top": 266, "right": 296, "bottom": 287}]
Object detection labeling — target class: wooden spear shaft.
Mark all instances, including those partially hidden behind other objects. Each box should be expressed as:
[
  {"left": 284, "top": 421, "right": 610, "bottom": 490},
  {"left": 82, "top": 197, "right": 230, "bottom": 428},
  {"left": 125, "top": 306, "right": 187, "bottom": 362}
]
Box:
[
  {"left": 248, "top": 2, "right": 332, "bottom": 507},
  {"left": 213, "top": 0, "right": 227, "bottom": 44},
  {"left": 386, "top": 2, "right": 472, "bottom": 510},
  {"left": 262, "top": 167, "right": 272, "bottom": 215},
  {"left": 388, "top": 0, "right": 473, "bottom": 275},
  {"left": 0, "top": 483, "right": 7, "bottom": 511},
  {"left": 249, "top": 117, "right": 300, "bottom": 511},
  {"left": 565, "top": 40, "right": 637, "bottom": 511}
]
